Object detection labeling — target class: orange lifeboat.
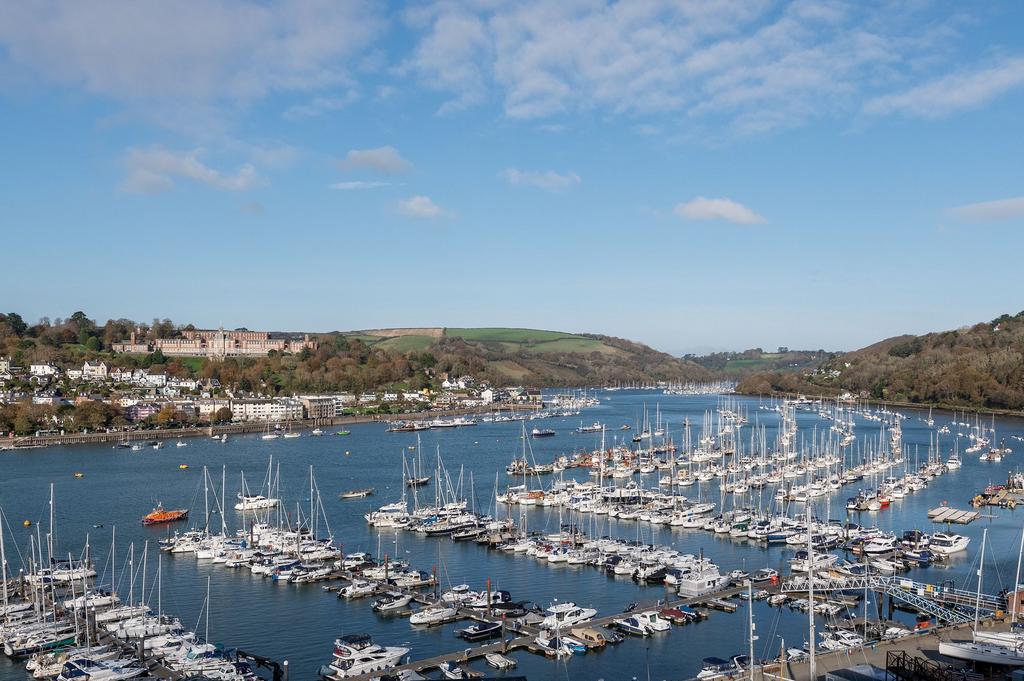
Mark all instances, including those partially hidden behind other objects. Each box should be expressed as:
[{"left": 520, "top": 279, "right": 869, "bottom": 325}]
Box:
[{"left": 142, "top": 505, "right": 189, "bottom": 525}]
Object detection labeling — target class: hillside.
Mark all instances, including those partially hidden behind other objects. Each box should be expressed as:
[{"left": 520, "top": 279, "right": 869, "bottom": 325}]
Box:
[
  {"left": 737, "top": 312, "right": 1024, "bottom": 411},
  {"left": 687, "top": 348, "right": 835, "bottom": 376},
  {"left": 0, "top": 314, "right": 710, "bottom": 398},
  {"left": 345, "top": 327, "right": 712, "bottom": 387}
]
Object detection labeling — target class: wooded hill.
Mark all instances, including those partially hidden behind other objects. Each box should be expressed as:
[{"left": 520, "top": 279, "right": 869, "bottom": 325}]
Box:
[
  {"left": 344, "top": 327, "right": 712, "bottom": 387},
  {"left": 0, "top": 314, "right": 710, "bottom": 394},
  {"left": 737, "top": 312, "right": 1024, "bottom": 411}
]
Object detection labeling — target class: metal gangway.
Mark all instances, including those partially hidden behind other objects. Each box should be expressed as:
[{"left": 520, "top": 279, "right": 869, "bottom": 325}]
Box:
[{"left": 781, "top": 575, "right": 1005, "bottom": 625}]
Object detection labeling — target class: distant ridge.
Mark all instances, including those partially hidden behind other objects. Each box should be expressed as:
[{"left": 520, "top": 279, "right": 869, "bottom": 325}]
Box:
[
  {"left": 737, "top": 311, "right": 1024, "bottom": 411},
  {"left": 340, "top": 326, "right": 711, "bottom": 387}
]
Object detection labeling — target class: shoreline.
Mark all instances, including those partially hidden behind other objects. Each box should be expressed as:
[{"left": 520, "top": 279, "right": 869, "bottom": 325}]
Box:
[
  {"left": 735, "top": 389, "right": 1024, "bottom": 420},
  {"left": 0, "top": 403, "right": 541, "bottom": 451}
]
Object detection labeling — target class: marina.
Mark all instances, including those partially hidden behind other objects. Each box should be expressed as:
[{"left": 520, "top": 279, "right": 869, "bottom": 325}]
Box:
[{"left": 4, "top": 390, "right": 1024, "bottom": 681}]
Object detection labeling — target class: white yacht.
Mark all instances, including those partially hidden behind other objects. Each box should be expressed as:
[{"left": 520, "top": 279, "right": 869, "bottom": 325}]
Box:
[
  {"left": 930, "top": 532, "right": 970, "bottom": 555},
  {"left": 233, "top": 494, "right": 280, "bottom": 511},
  {"left": 408, "top": 605, "right": 457, "bottom": 625},
  {"left": 322, "top": 634, "right": 409, "bottom": 679},
  {"left": 540, "top": 602, "right": 597, "bottom": 630},
  {"left": 939, "top": 640, "right": 1024, "bottom": 666},
  {"left": 676, "top": 567, "right": 730, "bottom": 597}
]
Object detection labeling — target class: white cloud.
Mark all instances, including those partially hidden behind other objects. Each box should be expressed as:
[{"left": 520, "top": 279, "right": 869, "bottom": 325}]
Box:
[
  {"left": 121, "top": 147, "right": 263, "bottom": 194},
  {"left": 674, "top": 197, "right": 766, "bottom": 225},
  {"left": 330, "top": 181, "right": 392, "bottom": 190},
  {"left": 396, "top": 195, "right": 445, "bottom": 219},
  {"left": 283, "top": 91, "right": 360, "bottom": 120},
  {"left": 865, "top": 57, "right": 1024, "bottom": 118},
  {"left": 337, "top": 146, "right": 412, "bottom": 174},
  {"left": 399, "top": 1, "right": 1007, "bottom": 133},
  {"left": 500, "top": 168, "right": 580, "bottom": 192},
  {"left": 0, "top": 1, "right": 383, "bottom": 104},
  {"left": 950, "top": 196, "right": 1024, "bottom": 222}
]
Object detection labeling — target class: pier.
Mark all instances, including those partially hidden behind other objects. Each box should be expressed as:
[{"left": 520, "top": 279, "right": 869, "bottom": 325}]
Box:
[{"left": 927, "top": 507, "right": 980, "bottom": 524}]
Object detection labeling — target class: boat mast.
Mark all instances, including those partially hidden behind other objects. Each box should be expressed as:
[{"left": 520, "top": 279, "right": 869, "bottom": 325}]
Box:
[
  {"left": 973, "top": 528, "right": 987, "bottom": 641},
  {"left": 221, "top": 465, "right": 228, "bottom": 536},
  {"left": 748, "top": 581, "right": 756, "bottom": 681},
  {"left": 111, "top": 524, "right": 116, "bottom": 597},
  {"left": 0, "top": 507, "right": 7, "bottom": 622},
  {"left": 1013, "top": 526, "right": 1024, "bottom": 626},
  {"left": 806, "top": 491, "right": 815, "bottom": 681},
  {"left": 203, "top": 465, "right": 209, "bottom": 535},
  {"left": 48, "top": 482, "right": 55, "bottom": 564}
]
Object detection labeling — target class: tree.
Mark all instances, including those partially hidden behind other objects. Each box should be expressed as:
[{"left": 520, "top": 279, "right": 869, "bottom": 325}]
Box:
[
  {"left": 213, "top": 407, "right": 233, "bottom": 424},
  {"left": 1, "top": 312, "right": 28, "bottom": 336},
  {"left": 14, "top": 412, "right": 35, "bottom": 436},
  {"left": 154, "top": 405, "right": 178, "bottom": 427}
]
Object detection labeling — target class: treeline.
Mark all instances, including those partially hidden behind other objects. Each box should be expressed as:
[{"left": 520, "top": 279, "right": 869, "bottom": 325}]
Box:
[
  {"left": 737, "top": 312, "right": 1024, "bottom": 411},
  {"left": 1, "top": 311, "right": 712, "bottom": 396},
  {"left": 686, "top": 347, "right": 834, "bottom": 375}
]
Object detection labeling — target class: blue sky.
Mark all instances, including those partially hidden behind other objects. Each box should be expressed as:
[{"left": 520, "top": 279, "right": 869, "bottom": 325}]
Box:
[{"left": 2, "top": 1, "right": 1023, "bottom": 355}]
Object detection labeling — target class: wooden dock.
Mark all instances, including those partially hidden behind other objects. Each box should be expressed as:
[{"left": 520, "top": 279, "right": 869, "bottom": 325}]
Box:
[{"left": 926, "top": 506, "right": 979, "bottom": 524}]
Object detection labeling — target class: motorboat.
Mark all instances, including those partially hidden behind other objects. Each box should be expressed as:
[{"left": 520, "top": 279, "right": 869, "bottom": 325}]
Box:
[
  {"left": 930, "top": 532, "right": 970, "bottom": 555},
  {"left": 633, "top": 611, "right": 671, "bottom": 632},
  {"left": 540, "top": 602, "right": 597, "bottom": 630},
  {"left": 485, "top": 653, "right": 516, "bottom": 670},
  {"left": 371, "top": 591, "right": 412, "bottom": 613},
  {"left": 339, "top": 580, "right": 376, "bottom": 599},
  {"left": 612, "top": 615, "right": 650, "bottom": 636},
  {"left": 457, "top": 621, "right": 502, "bottom": 641},
  {"left": 321, "top": 634, "right": 409, "bottom": 679},
  {"left": 697, "top": 657, "right": 737, "bottom": 679},
  {"left": 233, "top": 494, "right": 280, "bottom": 511},
  {"left": 408, "top": 606, "right": 457, "bottom": 625}
]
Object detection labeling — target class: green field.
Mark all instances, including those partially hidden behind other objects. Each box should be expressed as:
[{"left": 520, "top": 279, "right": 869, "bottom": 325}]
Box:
[{"left": 178, "top": 356, "right": 206, "bottom": 372}]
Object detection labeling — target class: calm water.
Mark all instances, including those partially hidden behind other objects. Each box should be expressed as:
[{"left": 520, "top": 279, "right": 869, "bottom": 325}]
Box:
[{"left": 2, "top": 391, "right": 1024, "bottom": 681}]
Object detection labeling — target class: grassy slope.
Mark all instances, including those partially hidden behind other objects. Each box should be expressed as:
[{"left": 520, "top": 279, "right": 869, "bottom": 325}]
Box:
[
  {"left": 374, "top": 335, "right": 436, "bottom": 353},
  {"left": 337, "top": 326, "right": 709, "bottom": 386}
]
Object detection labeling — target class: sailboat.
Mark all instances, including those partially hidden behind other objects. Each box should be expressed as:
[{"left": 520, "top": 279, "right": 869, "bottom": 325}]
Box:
[
  {"left": 261, "top": 419, "right": 279, "bottom": 440},
  {"left": 939, "top": 529, "right": 1024, "bottom": 665}
]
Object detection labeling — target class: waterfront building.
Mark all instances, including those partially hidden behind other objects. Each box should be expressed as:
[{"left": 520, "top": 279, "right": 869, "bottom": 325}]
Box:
[{"left": 301, "top": 396, "right": 337, "bottom": 419}]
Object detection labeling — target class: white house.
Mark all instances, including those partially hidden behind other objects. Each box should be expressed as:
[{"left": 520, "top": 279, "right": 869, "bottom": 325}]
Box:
[
  {"left": 168, "top": 377, "right": 198, "bottom": 391},
  {"left": 81, "top": 361, "right": 108, "bottom": 381},
  {"left": 480, "top": 388, "right": 495, "bottom": 404},
  {"left": 109, "top": 367, "right": 133, "bottom": 382},
  {"left": 358, "top": 393, "right": 378, "bottom": 404},
  {"left": 142, "top": 373, "right": 167, "bottom": 388},
  {"left": 30, "top": 364, "right": 59, "bottom": 377},
  {"left": 66, "top": 369, "right": 83, "bottom": 380},
  {"left": 382, "top": 392, "right": 398, "bottom": 402}
]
